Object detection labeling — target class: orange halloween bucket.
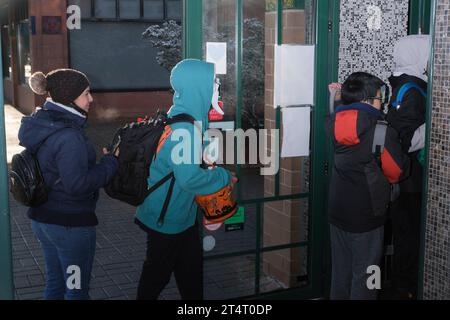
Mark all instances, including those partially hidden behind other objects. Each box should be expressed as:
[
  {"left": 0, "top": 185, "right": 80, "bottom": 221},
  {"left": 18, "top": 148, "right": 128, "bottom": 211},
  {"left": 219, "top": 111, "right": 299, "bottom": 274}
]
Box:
[{"left": 195, "top": 185, "right": 238, "bottom": 223}]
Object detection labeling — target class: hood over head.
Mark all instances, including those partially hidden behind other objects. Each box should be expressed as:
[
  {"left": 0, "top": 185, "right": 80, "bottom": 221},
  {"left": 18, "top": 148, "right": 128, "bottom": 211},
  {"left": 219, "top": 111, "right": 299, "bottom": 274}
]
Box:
[
  {"left": 393, "top": 35, "right": 431, "bottom": 82},
  {"left": 168, "top": 59, "right": 215, "bottom": 131}
]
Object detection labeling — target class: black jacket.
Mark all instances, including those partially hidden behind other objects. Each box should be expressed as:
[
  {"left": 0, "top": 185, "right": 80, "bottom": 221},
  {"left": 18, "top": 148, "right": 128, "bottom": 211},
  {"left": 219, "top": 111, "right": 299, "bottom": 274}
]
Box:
[
  {"left": 328, "top": 103, "right": 410, "bottom": 233},
  {"left": 387, "top": 74, "right": 427, "bottom": 193}
]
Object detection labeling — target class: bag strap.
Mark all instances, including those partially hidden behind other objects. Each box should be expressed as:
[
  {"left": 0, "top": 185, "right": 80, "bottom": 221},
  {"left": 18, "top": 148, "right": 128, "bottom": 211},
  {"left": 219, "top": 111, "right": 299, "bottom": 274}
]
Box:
[
  {"left": 372, "top": 120, "right": 388, "bottom": 167},
  {"left": 146, "top": 172, "right": 174, "bottom": 194},
  {"left": 391, "top": 82, "right": 427, "bottom": 110},
  {"left": 372, "top": 120, "right": 401, "bottom": 202},
  {"left": 157, "top": 175, "right": 176, "bottom": 227},
  {"left": 166, "top": 113, "right": 201, "bottom": 131},
  {"left": 143, "top": 113, "right": 198, "bottom": 227},
  {"left": 166, "top": 113, "right": 196, "bottom": 125},
  {"left": 143, "top": 172, "right": 176, "bottom": 227}
]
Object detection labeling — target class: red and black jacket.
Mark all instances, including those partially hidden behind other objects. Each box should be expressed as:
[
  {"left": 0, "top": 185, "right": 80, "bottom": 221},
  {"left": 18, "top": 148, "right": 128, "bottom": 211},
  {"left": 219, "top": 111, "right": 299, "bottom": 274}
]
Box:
[{"left": 328, "top": 102, "right": 410, "bottom": 233}]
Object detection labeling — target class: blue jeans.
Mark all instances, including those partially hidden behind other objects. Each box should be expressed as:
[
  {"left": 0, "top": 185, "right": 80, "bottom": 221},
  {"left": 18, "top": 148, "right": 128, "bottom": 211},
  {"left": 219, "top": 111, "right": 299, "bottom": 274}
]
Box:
[
  {"left": 31, "top": 220, "right": 96, "bottom": 300},
  {"left": 330, "top": 224, "right": 384, "bottom": 300}
]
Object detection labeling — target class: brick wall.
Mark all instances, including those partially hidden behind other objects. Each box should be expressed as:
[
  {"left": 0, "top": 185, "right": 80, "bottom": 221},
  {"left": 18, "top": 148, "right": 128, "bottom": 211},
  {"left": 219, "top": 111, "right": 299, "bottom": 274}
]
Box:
[{"left": 27, "top": 0, "right": 70, "bottom": 113}]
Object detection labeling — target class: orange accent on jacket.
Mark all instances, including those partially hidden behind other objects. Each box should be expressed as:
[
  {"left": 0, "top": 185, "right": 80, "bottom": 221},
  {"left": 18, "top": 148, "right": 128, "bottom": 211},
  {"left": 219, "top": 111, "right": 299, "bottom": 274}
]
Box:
[
  {"left": 334, "top": 110, "right": 360, "bottom": 146},
  {"left": 156, "top": 126, "right": 173, "bottom": 155},
  {"left": 381, "top": 148, "right": 403, "bottom": 184}
]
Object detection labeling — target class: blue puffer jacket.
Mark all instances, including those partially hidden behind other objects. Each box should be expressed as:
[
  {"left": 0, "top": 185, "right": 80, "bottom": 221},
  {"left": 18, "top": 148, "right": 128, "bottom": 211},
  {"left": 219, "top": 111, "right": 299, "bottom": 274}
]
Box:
[{"left": 18, "top": 100, "right": 118, "bottom": 226}]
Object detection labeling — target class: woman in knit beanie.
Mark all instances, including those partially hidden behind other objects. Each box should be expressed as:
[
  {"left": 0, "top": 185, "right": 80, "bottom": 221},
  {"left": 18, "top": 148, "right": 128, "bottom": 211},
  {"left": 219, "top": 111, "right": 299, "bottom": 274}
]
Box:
[
  {"left": 18, "top": 68, "right": 119, "bottom": 300},
  {"left": 29, "top": 69, "right": 92, "bottom": 116}
]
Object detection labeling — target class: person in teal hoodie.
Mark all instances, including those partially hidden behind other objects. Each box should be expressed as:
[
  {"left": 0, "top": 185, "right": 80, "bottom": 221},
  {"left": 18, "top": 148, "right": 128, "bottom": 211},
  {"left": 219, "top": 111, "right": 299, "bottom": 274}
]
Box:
[{"left": 135, "top": 59, "right": 237, "bottom": 300}]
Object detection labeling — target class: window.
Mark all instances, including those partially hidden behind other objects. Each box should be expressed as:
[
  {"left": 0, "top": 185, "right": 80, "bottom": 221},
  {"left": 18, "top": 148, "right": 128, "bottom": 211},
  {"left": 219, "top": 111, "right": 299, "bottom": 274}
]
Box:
[
  {"left": 68, "top": 0, "right": 183, "bottom": 90},
  {"left": 95, "top": 0, "right": 117, "bottom": 18},
  {"left": 166, "top": 0, "right": 181, "bottom": 20},
  {"left": 69, "top": 0, "right": 92, "bottom": 18},
  {"left": 1, "top": 25, "right": 12, "bottom": 79},
  {"left": 120, "top": 0, "right": 141, "bottom": 19},
  {"left": 143, "top": 0, "right": 164, "bottom": 20},
  {"left": 17, "top": 20, "right": 31, "bottom": 85},
  {"left": 70, "top": 21, "right": 173, "bottom": 90},
  {"left": 69, "top": 0, "right": 182, "bottom": 21}
]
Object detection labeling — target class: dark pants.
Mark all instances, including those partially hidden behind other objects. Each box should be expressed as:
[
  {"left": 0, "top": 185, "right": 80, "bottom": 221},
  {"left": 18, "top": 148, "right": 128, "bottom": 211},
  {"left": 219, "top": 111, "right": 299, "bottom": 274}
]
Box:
[
  {"left": 330, "top": 224, "right": 384, "bottom": 300},
  {"left": 390, "top": 192, "right": 422, "bottom": 296},
  {"left": 137, "top": 224, "right": 203, "bottom": 300}
]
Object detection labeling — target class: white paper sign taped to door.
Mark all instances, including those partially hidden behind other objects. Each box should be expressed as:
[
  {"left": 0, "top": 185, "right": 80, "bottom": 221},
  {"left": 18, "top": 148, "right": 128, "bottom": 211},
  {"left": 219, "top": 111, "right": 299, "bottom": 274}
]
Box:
[
  {"left": 206, "top": 42, "right": 227, "bottom": 75},
  {"left": 274, "top": 45, "right": 315, "bottom": 107},
  {"left": 281, "top": 107, "right": 311, "bottom": 158}
]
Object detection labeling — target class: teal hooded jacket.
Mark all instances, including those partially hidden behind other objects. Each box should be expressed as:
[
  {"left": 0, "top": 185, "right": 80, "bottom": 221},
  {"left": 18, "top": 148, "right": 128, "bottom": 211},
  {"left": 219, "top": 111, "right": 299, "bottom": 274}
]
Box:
[{"left": 136, "top": 59, "right": 231, "bottom": 234}]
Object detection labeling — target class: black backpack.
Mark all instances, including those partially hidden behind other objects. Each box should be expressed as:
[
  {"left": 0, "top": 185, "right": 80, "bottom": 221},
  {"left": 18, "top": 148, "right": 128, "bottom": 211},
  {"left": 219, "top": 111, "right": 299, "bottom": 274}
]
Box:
[
  {"left": 9, "top": 129, "right": 65, "bottom": 207},
  {"left": 104, "top": 111, "right": 196, "bottom": 226}
]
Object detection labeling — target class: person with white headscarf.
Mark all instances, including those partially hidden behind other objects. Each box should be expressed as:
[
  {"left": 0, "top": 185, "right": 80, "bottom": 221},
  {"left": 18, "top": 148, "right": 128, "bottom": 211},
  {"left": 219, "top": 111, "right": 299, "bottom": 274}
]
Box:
[
  {"left": 388, "top": 34, "right": 430, "bottom": 152},
  {"left": 386, "top": 34, "right": 431, "bottom": 300}
]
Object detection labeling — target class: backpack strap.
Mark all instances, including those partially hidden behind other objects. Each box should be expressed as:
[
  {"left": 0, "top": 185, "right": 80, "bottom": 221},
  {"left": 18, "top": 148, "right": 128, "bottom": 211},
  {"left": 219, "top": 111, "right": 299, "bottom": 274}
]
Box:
[
  {"left": 146, "top": 172, "right": 174, "bottom": 194},
  {"left": 372, "top": 120, "right": 388, "bottom": 167},
  {"left": 167, "top": 113, "right": 197, "bottom": 126},
  {"left": 391, "top": 82, "right": 427, "bottom": 110},
  {"left": 372, "top": 120, "right": 401, "bottom": 202},
  {"left": 157, "top": 174, "right": 176, "bottom": 227},
  {"left": 155, "top": 114, "right": 198, "bottom": 155},
  {"left": 144, "top": 172, "right": 176, "bottom": 228},
  {"left": 156, "top": 126, "right": 173, "bottom": 156},
  {"left": 145, "top": 113, "right": 198, "bottom": 227}
]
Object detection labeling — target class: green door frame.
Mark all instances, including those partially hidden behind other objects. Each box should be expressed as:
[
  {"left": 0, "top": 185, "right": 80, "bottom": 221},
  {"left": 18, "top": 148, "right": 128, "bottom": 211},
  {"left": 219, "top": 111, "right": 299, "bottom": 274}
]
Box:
[
  {"left": 183, "top": 0, "right": 202, "bottom": 60},
  {"left": 409, "top": 0, "right": 432, "bottom": 35},
  {"left": 308, "top": 0, "right": 340, "bottom": 299},
  {"left": 408, "top": 0, "right": 435, "bottom": 300},
  {"left": 417, "top": 0, "right": 436, "bottom": 301},
  {"left": 0, "top": 30, "right": 15, "bottom": 300},
  {"left": 183, "top": 0, "right": 340, "bottom": 299},
  {"left": 322, "top": 0, "right": 341, "bottom": 298}
]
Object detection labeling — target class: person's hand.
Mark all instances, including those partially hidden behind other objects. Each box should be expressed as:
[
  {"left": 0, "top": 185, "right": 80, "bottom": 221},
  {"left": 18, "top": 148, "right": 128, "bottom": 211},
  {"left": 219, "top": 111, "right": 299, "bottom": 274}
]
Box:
[
  {"left": 103, "top": 147, "right": 120, "bottom": 157},
  {"left": 329, "top": 83, "right": 342, "bottom": 101},
  {"left": 203, "top": 153, "right": 216, "bottom": 168},
  {"left": 230, "top": 171, "right": 239, "bottom": 188}
]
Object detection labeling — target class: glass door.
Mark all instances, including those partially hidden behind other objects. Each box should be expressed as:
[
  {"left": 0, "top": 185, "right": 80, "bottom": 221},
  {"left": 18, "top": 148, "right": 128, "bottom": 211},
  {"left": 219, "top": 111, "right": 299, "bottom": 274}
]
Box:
[{"left": 184, "top": 0, "right": 338, "bottom": 299}]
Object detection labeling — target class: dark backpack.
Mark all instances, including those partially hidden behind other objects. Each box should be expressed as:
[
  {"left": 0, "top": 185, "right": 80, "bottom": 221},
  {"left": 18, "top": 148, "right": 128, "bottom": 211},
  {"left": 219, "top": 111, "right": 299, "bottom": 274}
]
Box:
[
  {"left": 9, "top": 129, "right": 65, "bottom": 207},
  {"left": 104, "top": 111, "right": 196, "bottom": 226},
  {"left": 390, "top": 82, "right": 427, "bottom": 110}
]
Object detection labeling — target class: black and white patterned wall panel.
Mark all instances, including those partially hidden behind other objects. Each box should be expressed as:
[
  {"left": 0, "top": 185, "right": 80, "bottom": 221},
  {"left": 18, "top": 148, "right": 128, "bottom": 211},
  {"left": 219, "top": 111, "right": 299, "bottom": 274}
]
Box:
[{"left": 338, "top": 0, "right": 410, "bottom": 83}]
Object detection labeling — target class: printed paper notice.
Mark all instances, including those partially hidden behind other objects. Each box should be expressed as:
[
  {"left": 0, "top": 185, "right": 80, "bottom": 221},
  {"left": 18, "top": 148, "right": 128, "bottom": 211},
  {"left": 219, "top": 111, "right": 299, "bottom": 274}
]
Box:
[
  {"left": 206, "top": 42, "right": 227, "bottom": 75},
  {"left": 281, "top": 107, "right": 311, "bottom": 158}
]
